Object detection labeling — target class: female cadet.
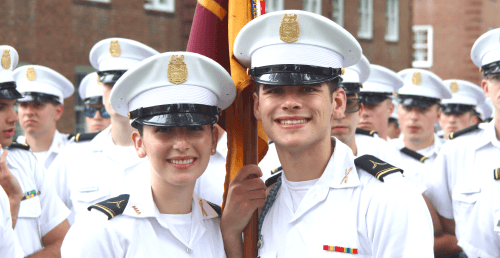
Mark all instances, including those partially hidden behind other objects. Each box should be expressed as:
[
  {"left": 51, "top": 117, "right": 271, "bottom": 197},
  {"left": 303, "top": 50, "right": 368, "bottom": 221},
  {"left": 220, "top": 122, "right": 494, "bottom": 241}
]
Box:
[{"left": 61, "top": 52, "right": 236, "bottom": 257}]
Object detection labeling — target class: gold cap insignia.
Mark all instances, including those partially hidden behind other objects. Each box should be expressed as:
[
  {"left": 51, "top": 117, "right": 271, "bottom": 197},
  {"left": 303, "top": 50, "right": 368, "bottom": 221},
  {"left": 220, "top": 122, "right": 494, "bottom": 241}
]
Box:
[
  {"left": 450, "top": 81, "right": 459, "bottom": 93},
  {"left": 27, "top": 67, "right": 36, "bottom": 81},
  {"left": 96, "top": 76, "right": 103, "bottom": 86},
  {"left": 1, "top": 50, "right": 11, "bottom": 69},
  {"left": 167, "top": 55, "right": 188, "bottom": 84},
  {"left": 412, "top": 72, "right": 422, "bottom": 85},
  {"left": 280, "top": 14, "right": 299, "bottom": 43},
  {"left": 127, "top": 112, "right": 131, "bottom": 119},
  {"left": 109, "top": 40, "right": 121, "bottom": 57},
  {"left": 479, "top": 67, "right": 482, "bottom": 72},
  {"left": 341, "top": 67, "right": 345, "bottom": 75}
]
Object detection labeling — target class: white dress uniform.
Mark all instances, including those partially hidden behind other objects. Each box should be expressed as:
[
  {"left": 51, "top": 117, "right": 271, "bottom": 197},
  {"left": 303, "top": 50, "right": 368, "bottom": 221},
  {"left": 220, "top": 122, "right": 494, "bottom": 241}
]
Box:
[
  {"left": 259, "top": 142, "right": 280, "bottom": 181},
  {"left": 355, "top": 133, "right": 403, "bottom": 167},
  {"left": 0, "top": 186, "right": 23, "bottom": 258},
  {"left": 258, "top": 139, "right": 433, "bottom": 257},
  {"left": 194, "top": 132, "right": 228, "bottom": 206},
  {"left": 61, "top": 181, "right": 225, "bottom": 258},
  {"left": 5, "top": 146, "right": 70, "bottom": 256},
  {"left": 49, "top": 126, "right": 149, "bottom": 225},
  {"left": 17, "top": 130, "right": 73, "bottom": 170}
]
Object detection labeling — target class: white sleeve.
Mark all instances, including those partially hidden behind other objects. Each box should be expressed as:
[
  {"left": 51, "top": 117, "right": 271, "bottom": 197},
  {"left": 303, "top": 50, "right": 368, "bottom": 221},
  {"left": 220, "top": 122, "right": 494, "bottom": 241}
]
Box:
[
  {"left": 423, "top": 145, "right": 454, "bottom": 219},
  {"left": 367, "top": 176, "right": 434, "bottom": 257},
  {"left": 0, "top": 187, "right": 23, "bottom": 258}
]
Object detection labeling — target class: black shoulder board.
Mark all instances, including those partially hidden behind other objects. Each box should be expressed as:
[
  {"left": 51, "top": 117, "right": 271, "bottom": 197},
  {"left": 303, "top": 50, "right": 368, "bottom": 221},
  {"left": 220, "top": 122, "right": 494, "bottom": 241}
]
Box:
[
  {"left": 449, "top": 124, "right": 480, "bottom": 140},
  {"left": 67, "top": 134, "right": 75, "bottom": 140},
  {"left": 87, "top": 194, "right": 130, "bottom": 220},
  {"left": 495, "top": 168, "right": 500, "bottom": 180},
  {"left": 355, "top": 128, "right": 377, "bottom": 137},
  {"left": 400, "top": 147, "right": 427, "bottom": 163},
  {"left": 7, "top": 142, "right": 30, "bottom": 151},
  {"left": 206, "top": 200, "right": 221, "bottom": 217},
  {"left": 269, "top": 141, "right": 274, "bottom": 145},
  {"left": 354, "top": 154, "right": 403, "bottom": 182},
  {"left": 74, "top": 132, "right": 99, "bottom": 142},
  {"left": 271, "top": 166, "right": 282, "bottom": 175},
  {"left": 265, "top": 172, "right": 282, "bottom": 188}
]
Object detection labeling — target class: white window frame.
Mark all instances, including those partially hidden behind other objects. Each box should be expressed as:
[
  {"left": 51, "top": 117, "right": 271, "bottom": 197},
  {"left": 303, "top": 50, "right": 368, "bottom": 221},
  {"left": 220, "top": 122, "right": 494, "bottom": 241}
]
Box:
[
  {"left": 412, "top": 25, "right": 433, "bottom": 68},
  {"left": 358, "top": 0, "right": 373, "bottom": 39},
  {"left": 85, "top": 0, "right": 111, "bottom": 3},
  {"left": 332, "top": 0, "right": 344, "bottom": 27},
  {"left": 144, "top": 0, "right": 175, "bottom": 13},
  {"left": 303, "top": 0, "right": 322, "bottom": 15},
  {"left": 385, "top": 0, "right": 399, "bottom": 42},
  {"left": 266, "top": 0, "right": 284, "bottom": 13}
]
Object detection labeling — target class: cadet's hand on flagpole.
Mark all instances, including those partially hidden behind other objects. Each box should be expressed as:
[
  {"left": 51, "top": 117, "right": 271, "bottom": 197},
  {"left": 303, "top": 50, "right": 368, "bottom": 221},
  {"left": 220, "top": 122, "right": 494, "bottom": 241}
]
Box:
[{"left": 0, "top": 146, "right": 23, "bottom": 228}]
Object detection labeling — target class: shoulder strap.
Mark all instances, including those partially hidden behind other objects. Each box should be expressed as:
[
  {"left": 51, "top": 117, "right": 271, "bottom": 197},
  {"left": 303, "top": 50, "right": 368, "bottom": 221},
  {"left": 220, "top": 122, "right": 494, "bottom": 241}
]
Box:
[
  {"left": 206, "top": 201, "right": 221, "bottom": 217},
  {"left": 495, "top": 168, "right": 500, "bottom": 180},
  {"left": 268, "top": 141, "right": 274, "bottom": 145},
  {"left": 67, "top": 134, "right": 75, "bottom": 140},
  {"left": 271, "top": 166, "right": 282, "bottom": 176},
  {"left": 449, "top": 124, "right": 480, "bottom": 140},
  {"left": 355, "top": 128, "right": 377, "bottom": 137},
  {"left": 87, "top": 194, "right": 130, "bottom": 220},
  {"left": 7, "top": 142, "right": 30, "bottom": 151},
  {"left": 400, "top": 147, "right": 427, "bottom": 163},
  {"left": 74, "top": 132, "right": 99, "bottom": 143},
  {"left": 265, "top": 172, "right": 282, "bottom": 188},
  {"left": 354, "top": 154, "right": 403, "bottom": 182}
]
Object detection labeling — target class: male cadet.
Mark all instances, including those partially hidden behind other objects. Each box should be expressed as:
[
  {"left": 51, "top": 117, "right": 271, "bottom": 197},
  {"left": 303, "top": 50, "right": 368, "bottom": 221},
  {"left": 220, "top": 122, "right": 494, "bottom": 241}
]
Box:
[
  {"left": 0, "top": 46, "right": 70, "bottom": 257},
  {"left": 357, "top": 65, "right": 403, "bottom": 140},
  {"left": 439, "top": 80, "right": 484, "bottom": 140},
  {"left": 13, "top": 65, "right": 74, "bottom": 169},
  {"left": 332, "top": 55, "right": 402, "bottom": 166},
  {"left": 49, "top": 38, "right": 159, "bottom": 224},
  {"left": 78, "top": 72, "right": 111, "bottom": 133},
  {"left": 424, "top": 28, "right": 500, "bottom": 258},
  {"left": 221, "top": 10, "right": 433, "bottom": 258},
  {"left": 387, "top": 99, "right": 401, "bottom": 139}
]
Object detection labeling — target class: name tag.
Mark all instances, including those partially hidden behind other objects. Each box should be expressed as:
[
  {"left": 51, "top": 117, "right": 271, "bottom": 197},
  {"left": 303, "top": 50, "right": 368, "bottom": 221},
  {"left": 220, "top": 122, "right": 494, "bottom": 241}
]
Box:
[{"left": 79, "top": 185, "right": 99, "bottom": 193}]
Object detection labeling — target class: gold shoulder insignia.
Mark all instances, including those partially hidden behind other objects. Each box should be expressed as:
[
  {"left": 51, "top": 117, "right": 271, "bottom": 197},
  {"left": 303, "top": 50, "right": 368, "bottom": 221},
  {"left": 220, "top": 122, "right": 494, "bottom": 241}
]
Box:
[
  {"left": 494, "top": 168, "right": 500, "bottom": 180},
  {"left": 87, "top": 194, "right": 130, "bottom": 220},
  {"left": 354, "top": 155, "right": 402, "bottom": 182}
]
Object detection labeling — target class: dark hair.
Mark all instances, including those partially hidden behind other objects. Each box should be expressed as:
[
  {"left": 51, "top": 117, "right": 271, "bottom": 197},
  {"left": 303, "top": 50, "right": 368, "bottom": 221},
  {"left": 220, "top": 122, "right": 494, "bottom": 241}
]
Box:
[{"left": 254, "top": 80, "right": 340, "bottom": 96}]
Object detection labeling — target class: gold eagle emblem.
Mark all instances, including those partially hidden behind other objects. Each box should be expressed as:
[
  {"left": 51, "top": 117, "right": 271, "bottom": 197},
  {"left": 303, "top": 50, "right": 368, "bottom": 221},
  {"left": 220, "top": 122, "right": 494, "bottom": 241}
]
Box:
[
  {"left": 1, "top": 49, "right": 11, "bottom": 69},
  {"left": 167, "top": 55, "right": 188, "bottom": 84},
  {"left": 109, "top": 40, "right": 121, "bottom": 57},
  {"left": 412, "top": 72, "right": 422, "bottom": 85},
  {"left": 450, "top": 81, "right": 459, "bottom": 93},
  {"left": 280, "top": 14, "right": 300, "bottom": 43},
  {"left": 27, "top": 67, "right": 36, "bottom": 81}
]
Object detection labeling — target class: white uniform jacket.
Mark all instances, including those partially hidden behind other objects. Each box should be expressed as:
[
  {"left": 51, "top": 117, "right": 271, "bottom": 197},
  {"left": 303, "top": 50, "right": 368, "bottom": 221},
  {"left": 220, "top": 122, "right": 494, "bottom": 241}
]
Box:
[
  {"left": 424, "top": 122, "right": 500, "bottom": 241},
  {"left": 258, "top": 140, "right": 434, "bottom": 258},
  {"left": 355, "top": 134, "right": 403, "bottom": 168},
  {"left": 390, "top": 133, "right": 444, "bottom": 192},
  {"left": 194, "top": 132, "right": 228, "bottom": 206},
  {"left": 49, "top": 126, "right": 149, "bottom": 224},
  {"left": 0, "top": 186, "right": 23, "bottom": 258},
  {"left": 17, "top": 130, "right": 73, "bottom": 170},
  {"left": 61, "top": 182, "right": 225, "bottom": 258},
  {"left": 458, "top": 178, "right": 500, "bottom": 258},
  {"left": 4, "top": 147, "right": 70, "bottom": 256}
]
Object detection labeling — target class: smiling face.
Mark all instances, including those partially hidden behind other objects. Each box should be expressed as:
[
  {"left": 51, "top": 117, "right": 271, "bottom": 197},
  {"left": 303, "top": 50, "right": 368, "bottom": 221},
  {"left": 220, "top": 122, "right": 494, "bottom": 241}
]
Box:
[
  {"left": 254, "top": 82, "right": 346, "bottom": 152},
  {"left": 439, "top": 111, "right": 478, "bottom": 139},
  {"left": 398, "top": 104, "right": 440, "bottom": 143},
  {"left": 331, "top": 94, "right": 361, "bottom": 145},
  {"left": 133, "top": 124, "right": 218, "bottom": 187},
  {"left": 0, "top": 99, "right": 19, "bottom": 146},
  {"left": 18, "top": 101, "right": 62, "bottom": 137}
]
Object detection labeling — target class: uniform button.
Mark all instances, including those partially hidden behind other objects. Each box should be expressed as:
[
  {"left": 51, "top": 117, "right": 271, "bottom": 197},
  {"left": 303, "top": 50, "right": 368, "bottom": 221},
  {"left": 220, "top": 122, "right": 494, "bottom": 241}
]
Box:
[{"left": 186, "top": 248, "right": 192, "bottom": 254}]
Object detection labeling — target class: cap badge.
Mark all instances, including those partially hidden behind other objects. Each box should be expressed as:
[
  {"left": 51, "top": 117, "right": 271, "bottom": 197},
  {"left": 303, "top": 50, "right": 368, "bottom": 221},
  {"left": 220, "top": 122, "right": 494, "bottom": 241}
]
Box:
[
  {"left": 1, "top": 50, "right": 11, "bottom": 69},
  {"left": 412, "top": 72, "right": 422, "bottom": 85},
  {"left": 341, "top": 67, "right": 345, "bottom": 75},
  {"left": 450, "top": 81, "right": 459, "bottom": 93},
  {"left": 109, "top": 40, "right": 121, "bottom": 57},
  {"left": 26, "top": 67, "right": 36, "bottom": 81},
  {"left": 96, "top": 76, "right": 103, "bottom": 86},
  {"left": 280, "top": 14, "right": 299, "bottom": 43},
  {"left": 167, "top": 55, "right": 188, "bottom": 84}
]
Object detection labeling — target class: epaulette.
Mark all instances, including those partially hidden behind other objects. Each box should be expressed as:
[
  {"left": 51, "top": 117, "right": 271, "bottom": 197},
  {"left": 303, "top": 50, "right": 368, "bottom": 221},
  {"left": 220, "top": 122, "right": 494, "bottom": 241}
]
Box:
[
  {"left": 206, "top": 200, "right": 221, "bottom": 217},
  {"left": 355, "top": 128, "right": 377, "bottom": 137},
  {"left": 400, "top": 147, "right": 427, "bottom": 163},
  {"left": 495, "top": 168, "right": 500, "bottom": 180},
  {"left": 271, "top": 166, "right": 282, "bottom": 175},
  {"left": 87, "top": 194, "right": 130, "bottom": 220},
  {"left": 73, "top": 132, "right": 99, "bottom": 143},
  {"left": 449, "top": 124, "right": 480, "bottom": 140},
  {"left": 354, "top": 155, "right": 403, "bottom": 182},
  {"left": 67, "top": 134, "right": 75, "bottom": 140},
  {"left": 7, "top": 142, "right": 30, "bottom": 151},
  {"left": 265, "top": 172, "right": 282, "bottom": 188}
]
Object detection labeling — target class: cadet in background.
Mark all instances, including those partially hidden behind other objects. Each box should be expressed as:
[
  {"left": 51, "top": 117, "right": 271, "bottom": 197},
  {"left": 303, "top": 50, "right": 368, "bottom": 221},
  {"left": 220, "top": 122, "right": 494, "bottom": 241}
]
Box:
[{"left": 78, "top": 72, "right": 111, "bottom": 133}]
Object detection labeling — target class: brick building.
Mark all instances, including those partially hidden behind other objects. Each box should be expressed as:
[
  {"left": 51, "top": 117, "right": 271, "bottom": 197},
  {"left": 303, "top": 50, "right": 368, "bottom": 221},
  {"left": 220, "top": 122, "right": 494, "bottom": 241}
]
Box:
[
  {"left": 413, "top": 0, "right": 500, "bottom": 84},
  {"left": 0, "top": 0, "right": 413, "bottom": 134}
]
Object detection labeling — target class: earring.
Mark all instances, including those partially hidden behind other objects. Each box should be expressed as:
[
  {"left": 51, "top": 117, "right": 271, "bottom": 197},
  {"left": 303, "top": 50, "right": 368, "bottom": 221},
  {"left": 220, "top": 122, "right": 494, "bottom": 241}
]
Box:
[{"left": 212, "top": 149, "right": 215, "bottom": 153}]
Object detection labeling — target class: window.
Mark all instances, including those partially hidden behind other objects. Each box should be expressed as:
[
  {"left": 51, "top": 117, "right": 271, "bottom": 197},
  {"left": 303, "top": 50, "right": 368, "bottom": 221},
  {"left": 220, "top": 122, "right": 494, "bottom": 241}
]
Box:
[
  {"left": 358, "top": 0, "right": 373, "bottom": 39},
  {"left": 303, "top": 0, "right": 321, "bottom": 14},
  {"left": 412, "top": 25, "right": 433, "bottom": 68},
  {"left": 332, "top": 0, "right": 344, "bottom": 27},
  {"left": 385, "top": 0, "right": 399, "bottom": 41},
  {"left": 266, "top": 0, "right": 284, "bottom": 13},
  {"left": 144, "top": 0, "right": 175, "bottom": 13}
]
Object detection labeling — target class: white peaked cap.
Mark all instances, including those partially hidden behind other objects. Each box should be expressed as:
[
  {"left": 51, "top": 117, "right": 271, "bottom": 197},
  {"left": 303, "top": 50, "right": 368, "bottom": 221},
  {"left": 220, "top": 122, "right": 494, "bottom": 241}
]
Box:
[
  {"left": 476, "top": 98, "right": 494, "bottom": 121},
  {"left": 343, "top": 55, "right": 371, "bottom": 84},
  {"left": 79, "top": 72, "right": 103, "bottom": 101},
  {"left": 361, "top": 65, "right": 403, "bottom": 94},
  {"left": 441, "top": 80, "right": 485, "bottom": 106},
  {"left": 397, "top": 69, "right": 452, "bottom": 99},
  {"left": 471, "top": 28, "right": 500, "bottom": 67},
  {"left": 0, "top": 46, "right": 18, "bottom": 84}
]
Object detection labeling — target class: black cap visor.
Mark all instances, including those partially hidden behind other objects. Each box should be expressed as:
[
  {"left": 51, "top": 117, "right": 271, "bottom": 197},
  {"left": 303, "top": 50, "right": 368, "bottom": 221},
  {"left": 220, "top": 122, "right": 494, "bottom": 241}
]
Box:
[
  {"left": 398, "top": 95, "right": 440, "bottom": 108},
  {"left": 97, "top": 70, "right": 127, "bottom": 85},
  {"left": 84, "top": 96, "right": 104, "bottom": 105},
  {"left": 340, "top": 83, "right": 361, "bottom": 95},
  {"left": 359, "top": 93, "right": 392, "bottom": 105},
  {"left": 441, "top": 104, "right": 475, "bottom": 114},
  {"left": 129, "top": 104, "right": 220, "bottom": 129},
  {"left": 0, "top": 82, "right": 22, "bottom": 99},
  {"left": 249, "top": 64, "right": 343, "bottom": 86},
  {"left": 481, "top": 60, "right": 500, "bottom": 76},
  {"left": 18, "top": 92, "right": 61, "bottom": 103}
]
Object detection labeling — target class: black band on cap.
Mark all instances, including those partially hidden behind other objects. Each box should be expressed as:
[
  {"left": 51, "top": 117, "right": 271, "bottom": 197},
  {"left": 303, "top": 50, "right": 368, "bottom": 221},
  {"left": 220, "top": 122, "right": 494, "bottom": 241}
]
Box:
[
  {"left": 97, "top": 70, "right": 127, "bottom": 84},
  {"left": 398, "top": 94, "right": 440, "bottom": 108},
  {"left": 18, "top": 92, "right": 61, "bottom": 103},
  {"left": 358, "top": 92, "right": 392, "bottom": 104},
  {"left": 388, "top": 117, "right": 399, "bottom": 125},
  {"left": 441, "top": 104, "right": 475, "bottom": 114},
  {"left": 129, "top": 104, "right": 220, "bottom": 129},
  {"left": 84, "top": 96, "right": 103, "bottom": 105},
  {"left": 0, "top": 81, "right": 22, "bottom": 99},
  {"left": 248, "top": 64, "right": 343, "bottom": 85},
  {"left": 340, "top": 83, "right": 361, "bottom": 95},
  {"left": 481, "top": 60, "right": 500, "bottom": 76}
]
